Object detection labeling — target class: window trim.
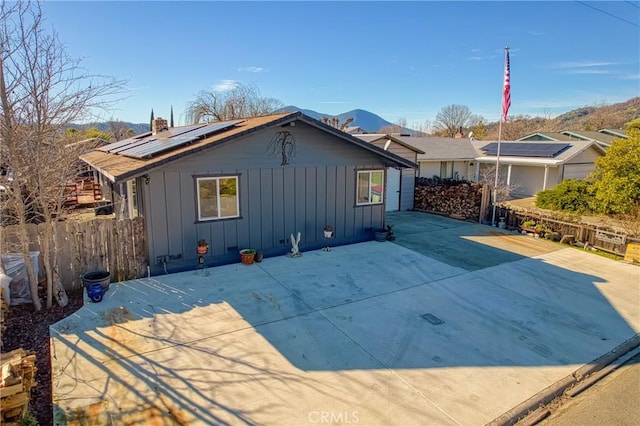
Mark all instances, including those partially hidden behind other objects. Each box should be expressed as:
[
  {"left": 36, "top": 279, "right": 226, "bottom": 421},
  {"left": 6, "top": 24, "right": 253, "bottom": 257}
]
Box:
[
  {"left": 195, "top": 175, "right": 240, "bottom": 221},
  {"left": 356, "top": 169, "right": 385, "bottom": 206}
]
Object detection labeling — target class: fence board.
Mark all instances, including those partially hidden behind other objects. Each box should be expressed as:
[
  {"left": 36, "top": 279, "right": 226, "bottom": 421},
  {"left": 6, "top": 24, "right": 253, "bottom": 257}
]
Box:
[{"left": 0, "top": 218, "right": 147, "bottom": 291}]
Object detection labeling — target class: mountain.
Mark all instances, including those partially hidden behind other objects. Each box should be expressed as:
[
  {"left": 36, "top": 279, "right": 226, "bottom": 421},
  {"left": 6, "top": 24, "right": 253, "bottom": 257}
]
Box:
[{"left": 277, "top": 106, "right": 403, "bottom": 133}]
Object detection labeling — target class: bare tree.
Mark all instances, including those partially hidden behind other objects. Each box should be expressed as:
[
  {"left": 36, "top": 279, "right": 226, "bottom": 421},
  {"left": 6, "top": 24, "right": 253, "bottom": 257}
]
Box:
[
  {"left": 0, "top": 1, "right": 127, "bottom": 310},
  {"left": 433, "top": 104, "right": 476, "bottom": 137},
  {"left": 186, "top": 83, "right": 283, "bottom": 123},
  {"left": 107, "top": 119, "right": 130, "bottom": 141},
  {"left": 477, "top": 165, "right": 522, "bottom": 203}
]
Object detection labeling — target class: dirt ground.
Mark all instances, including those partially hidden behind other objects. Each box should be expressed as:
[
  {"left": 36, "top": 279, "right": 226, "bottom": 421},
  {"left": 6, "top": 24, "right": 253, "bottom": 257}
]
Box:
[{"left": 3, "top": 290, "right": 84, "bottom": 425}]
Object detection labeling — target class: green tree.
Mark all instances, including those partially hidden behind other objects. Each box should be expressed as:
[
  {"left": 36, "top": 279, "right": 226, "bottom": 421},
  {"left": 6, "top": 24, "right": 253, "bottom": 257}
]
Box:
[
  {"left": 589, "top": 125, "right": 640, "bottom": 214},
  {"left": 170, "top": 105, "right": 174, "bottom": 128},
  {"left": 150, "top": 108, "right": 154, "bottom": 131}
]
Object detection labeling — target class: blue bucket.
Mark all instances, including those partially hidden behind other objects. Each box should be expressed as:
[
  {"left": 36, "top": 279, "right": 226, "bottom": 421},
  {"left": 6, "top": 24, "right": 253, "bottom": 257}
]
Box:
[{"left": 86, "top": 282, "right": 105, "bottom": 303}]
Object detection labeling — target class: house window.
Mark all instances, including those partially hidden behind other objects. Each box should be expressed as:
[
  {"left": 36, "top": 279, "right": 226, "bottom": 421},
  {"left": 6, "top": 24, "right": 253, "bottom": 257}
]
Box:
[
  {"left": 196, "top": 176, "right": 239, "bottom": 221},
  {"left": 356, "top": 170, "right": 384, "bottom": 205}
]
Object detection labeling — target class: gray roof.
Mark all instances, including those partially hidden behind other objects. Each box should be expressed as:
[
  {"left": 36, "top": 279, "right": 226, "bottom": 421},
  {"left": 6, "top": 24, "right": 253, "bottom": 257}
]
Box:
[
  {"left": 394, "top": 136, "right": 478, "bottom": 161},
  {"left": 561, "top": 130, "right": 620, "bottom": 146},
  {"left": 353, "top": 134, "right": 424, "bottom": 153},
  {"left": 517, "top": 132, "right": 575, "bottom": 141}
]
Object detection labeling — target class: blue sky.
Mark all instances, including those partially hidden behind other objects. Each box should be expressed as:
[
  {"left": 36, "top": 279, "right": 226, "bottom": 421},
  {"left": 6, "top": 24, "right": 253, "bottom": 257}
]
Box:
[{"left": 42, "top": 1, "right": 639, "bottom": 127}]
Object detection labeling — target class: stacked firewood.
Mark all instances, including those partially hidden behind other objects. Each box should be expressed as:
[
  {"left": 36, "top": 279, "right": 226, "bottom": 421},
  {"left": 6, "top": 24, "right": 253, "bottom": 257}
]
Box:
[
  {"left": 414, "top": 181, "right": 483, "bottom": 220},
  {"left": 0, "top": 287, "right": 6, "bottom": 349},
  {"left": 1, "top": 348, "right": 37, "bottom": 424}
]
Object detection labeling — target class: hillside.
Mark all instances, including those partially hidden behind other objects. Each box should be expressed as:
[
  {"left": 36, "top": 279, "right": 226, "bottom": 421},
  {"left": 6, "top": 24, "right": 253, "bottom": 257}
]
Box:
[
  {"left": 69, "top": 121, "right": 149, "bottom": 136},
  {"left": 485, "top": 97, "right": 639, "bottom": 140}
]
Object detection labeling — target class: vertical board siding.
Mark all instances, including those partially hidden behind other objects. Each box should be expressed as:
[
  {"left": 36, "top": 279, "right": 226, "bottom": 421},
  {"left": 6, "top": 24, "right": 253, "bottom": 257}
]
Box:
[
  {"left": 316, "top": 167, "right": 327, "bottom": 239},
  {"left": 401, "top": 168, "right": 416, "bottom": 211},
  {"left": 305, "top": 168, "right": 317, "bottom": 240},
  {"left": 165, "top": 172, "right": 183, "bottom": 258},
  {"left": 344, "top": 166, "right": 356, "bottom": 236},
  {"left": 148, "top": 171, "right": 169, "bottom": 262},
  {"left": 272, "top": 168, "right": 285, "bottom": 247},
  {"left": 145, "top": 123, "right": 398, "bottom": 264},
  {"left": 294, "top": 168, "right": 306, "bottom": 239},
  {"left": 260, "top": 169, "right": 274, "bottom": 250},
  {"left": 248, "top": 168, "right": 262, "bottom": 249},
  {"left": 180, "top": 173, "right": 197, "bottom": 258},
  {"left": 325, "top": 166, "right": 337, "bottom": 236}
]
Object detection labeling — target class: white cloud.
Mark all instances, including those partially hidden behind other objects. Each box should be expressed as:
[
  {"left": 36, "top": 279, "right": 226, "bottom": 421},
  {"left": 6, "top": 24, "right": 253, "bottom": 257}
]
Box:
[
  {"left": 549, "top": 61, "right": 618, "bottom": 69},
  {"left": 214, "top": 80, "right": 239, "bottom": 91},
  {"left": 566, "top": 69, "right": 610, "bottom": 75},
  {"left": 619, "top": 73, "right": 640, "bottom": 80},
  {"left": 319, "top": 101, "right": 351, "bottom": 104},
  {"left": 238, "top": 66, "right": 267, "bottom": 73}
]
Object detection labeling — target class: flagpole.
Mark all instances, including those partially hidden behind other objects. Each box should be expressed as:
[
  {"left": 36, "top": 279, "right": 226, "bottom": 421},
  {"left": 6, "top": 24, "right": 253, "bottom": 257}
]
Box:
[{"left": 491, "top": 46, "right": 510, "bottom": 226}]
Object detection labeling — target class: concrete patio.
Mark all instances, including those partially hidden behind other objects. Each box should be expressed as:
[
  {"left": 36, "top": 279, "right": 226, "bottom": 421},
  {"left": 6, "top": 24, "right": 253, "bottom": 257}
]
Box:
[{"left": 51, "top": 212, "right": 640, "bottom": 425}]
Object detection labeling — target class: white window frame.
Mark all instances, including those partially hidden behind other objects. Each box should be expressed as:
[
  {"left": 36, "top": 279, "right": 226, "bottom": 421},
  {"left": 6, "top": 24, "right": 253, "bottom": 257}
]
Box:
[
  {"left": 356, "top": 170, "right": 384, "bottom": 206},
  {"left": 196, "top": 176, "right": 240, "bottom": 221}
]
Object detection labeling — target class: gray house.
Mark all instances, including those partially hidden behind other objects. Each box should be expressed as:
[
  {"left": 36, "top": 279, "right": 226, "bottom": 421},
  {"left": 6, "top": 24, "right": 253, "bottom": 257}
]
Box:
[
  {"left": 393, "top": 136, "right": 478, "bottom": 181},
  {"left": 353, "top": 134, "right": 424, "bottom": 211},
  {"left": 80, "top": 112, "right": 415, "bottom": 274}
]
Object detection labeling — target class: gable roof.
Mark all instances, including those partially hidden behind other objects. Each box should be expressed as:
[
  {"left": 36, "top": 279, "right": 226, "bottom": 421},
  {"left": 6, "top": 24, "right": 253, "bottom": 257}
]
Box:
[
  {"left": 517, "top": 132, "right": 574, "bottom": 142},
  {"left": 392, "top": 136, "right": 478, "bottom": 161},
  {"left": 598, "top": 129, "right": 628, "bottom": 138},
  {"left": 518, "top": 130, "right": 627, "bottom": 147},
  {"left": 353, "top": 134, "right": 425, "bottom": 154},
  {"left": 471, "top": 139, "right": 606, "bottom": 165},
  {"left": 561, "top": 130, "right": 620, "bottom": 146},
  {"left": 81, "top": 112, "right": 416, "bottom": 183}
]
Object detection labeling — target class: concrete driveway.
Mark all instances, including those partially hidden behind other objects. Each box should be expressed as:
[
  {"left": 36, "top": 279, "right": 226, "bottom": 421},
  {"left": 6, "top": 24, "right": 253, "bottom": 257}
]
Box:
[{"left": 51, "top": 212, "right": 640, "bottom": 425}]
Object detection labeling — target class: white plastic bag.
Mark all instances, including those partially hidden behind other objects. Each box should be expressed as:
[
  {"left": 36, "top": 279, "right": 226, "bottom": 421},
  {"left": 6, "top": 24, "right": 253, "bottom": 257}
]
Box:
[{"left": 0, "top": 252, "right": 39, "bottom": 305}]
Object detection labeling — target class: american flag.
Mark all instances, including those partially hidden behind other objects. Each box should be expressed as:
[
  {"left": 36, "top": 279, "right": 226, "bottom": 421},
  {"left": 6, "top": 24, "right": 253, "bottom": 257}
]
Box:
[{"left": 502, "top": 49, "right": 511, "bottom": 122}]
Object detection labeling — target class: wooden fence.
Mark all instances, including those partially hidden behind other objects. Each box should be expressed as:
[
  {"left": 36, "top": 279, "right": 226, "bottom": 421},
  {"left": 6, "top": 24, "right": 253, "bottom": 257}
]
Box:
[
  {"left": 490, "top": 206, "right": 640, "bottom": 257},
  {"left": 1, "top": 217, "right": 147, "bottom": 291}
]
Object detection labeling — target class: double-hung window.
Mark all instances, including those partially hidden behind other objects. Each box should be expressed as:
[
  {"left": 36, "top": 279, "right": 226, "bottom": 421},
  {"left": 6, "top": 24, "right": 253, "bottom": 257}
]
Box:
[
  {"left": 356, "top": 170, "right": 384, "bottom": 205},
  {"left": 196, "top": 176, "right": 239, "bottom": 221}
]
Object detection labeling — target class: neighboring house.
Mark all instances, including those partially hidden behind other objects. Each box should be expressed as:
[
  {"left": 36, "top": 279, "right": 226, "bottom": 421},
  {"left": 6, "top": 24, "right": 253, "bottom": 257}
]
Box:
[
  {"left": 518, "top": 129, "right": 627, "bottom": 148},
  {"left": 353, "top": 134, "right": 424, "bottom": 211},
  {"left": 392, "top": 136, "right": 478, "bottom": 182},
  {"left": 344, "top": 126, "right": 366, "bottom": 134},
  {"left": 471, "top": 139, "right": 606, "bottom": 196},
  {"left": 80, "top": 112, "right": 415, "bottom": 274}
]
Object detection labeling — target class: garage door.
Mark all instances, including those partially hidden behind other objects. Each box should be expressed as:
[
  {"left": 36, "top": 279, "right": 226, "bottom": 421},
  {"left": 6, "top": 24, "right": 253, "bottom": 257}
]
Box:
[
  {"left": 563, "top": 164, "right": 595, "bottom": 180},
  {"left": 386, "top": 167, "right": 400, "bottom": 212}
]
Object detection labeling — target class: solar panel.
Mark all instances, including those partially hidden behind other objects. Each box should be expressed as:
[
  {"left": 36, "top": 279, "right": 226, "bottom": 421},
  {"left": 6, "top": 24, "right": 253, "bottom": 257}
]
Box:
[
  {"left": 480, "top": 142, "right": 571, "bottom": 158},
  {"left": 118, "top": 120, "right": 242, "bottom": 159}
]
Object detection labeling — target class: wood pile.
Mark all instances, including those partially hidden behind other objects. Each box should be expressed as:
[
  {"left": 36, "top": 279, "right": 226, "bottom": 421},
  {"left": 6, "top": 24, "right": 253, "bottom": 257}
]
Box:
[
  {"left": 1, "top": 348, "right": 37, "bottom": 424},
  {"left": 414, "top": 181, "right": 483, "bottom": 220},
  {"left": 0, "top": 287, "right": 6, "bottom": 349}
]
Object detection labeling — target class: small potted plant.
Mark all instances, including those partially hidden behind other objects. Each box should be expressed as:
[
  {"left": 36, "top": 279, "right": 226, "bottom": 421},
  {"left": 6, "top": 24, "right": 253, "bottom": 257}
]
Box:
[
  {"left": 197, "top": 239, "right": 209, "bottom": 255},
  {"left": 239, "top": 248, "right": 256, "bottom": 265},
  {"left": 323, "top": 225, "right": 334, "bottom": 238}
]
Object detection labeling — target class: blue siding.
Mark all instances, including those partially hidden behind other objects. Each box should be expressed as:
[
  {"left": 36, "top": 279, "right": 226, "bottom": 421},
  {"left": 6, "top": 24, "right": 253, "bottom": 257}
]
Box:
[{"left": 144, "top": 121, "right": 390, "bottom": 271}]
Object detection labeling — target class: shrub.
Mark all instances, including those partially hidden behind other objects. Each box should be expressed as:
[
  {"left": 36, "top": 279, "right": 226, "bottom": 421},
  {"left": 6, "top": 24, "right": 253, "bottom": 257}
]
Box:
[{"left": 536, "top": 179, "right": 592, "bottom": 212}]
